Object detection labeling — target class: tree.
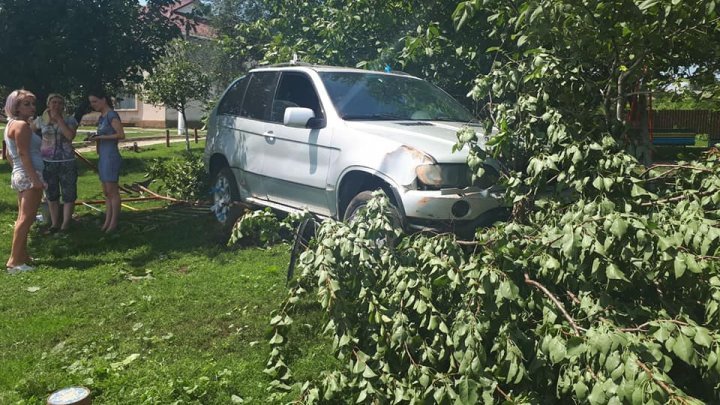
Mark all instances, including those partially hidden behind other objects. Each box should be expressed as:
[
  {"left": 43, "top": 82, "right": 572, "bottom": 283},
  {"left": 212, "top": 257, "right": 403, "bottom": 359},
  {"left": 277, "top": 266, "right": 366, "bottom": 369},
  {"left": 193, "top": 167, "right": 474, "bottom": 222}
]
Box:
[
  {"left": 216, "top": 1, "right": 494, "bottom": 109},
  {"left": 0, "top": 0, "right": 181, "bottom": 110},
  {"left": 454, "top": 0, "right": 720, "bottom": 165},
  {"left": 203, "top": 0, "right": 266, "bottom": 35},
  {"left": 262, "top": 1, "right": 720, "bottom": 403},
  {"left": 143, "top": 39, "right": 210, "bottom": 151}
]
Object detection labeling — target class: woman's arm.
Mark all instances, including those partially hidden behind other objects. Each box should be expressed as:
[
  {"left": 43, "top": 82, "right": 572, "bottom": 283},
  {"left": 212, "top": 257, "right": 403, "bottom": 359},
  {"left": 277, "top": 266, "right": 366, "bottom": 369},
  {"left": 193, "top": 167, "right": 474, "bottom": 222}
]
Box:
[
  {"left": 101, "top": 114, "right": 125, "bottom": 141},
  {"left": 13, "top": 122, "right": 43, "bottom": 189},
  {"left": 52, "top": 112, "right": 77, "bottom": 141}
]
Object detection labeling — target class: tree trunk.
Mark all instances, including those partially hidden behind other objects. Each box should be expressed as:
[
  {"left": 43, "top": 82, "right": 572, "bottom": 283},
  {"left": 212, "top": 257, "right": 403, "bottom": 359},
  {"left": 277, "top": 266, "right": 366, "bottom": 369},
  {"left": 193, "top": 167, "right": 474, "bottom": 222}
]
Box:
[{"left": 180, "top": 105, "right": 190, "bottom": 152}]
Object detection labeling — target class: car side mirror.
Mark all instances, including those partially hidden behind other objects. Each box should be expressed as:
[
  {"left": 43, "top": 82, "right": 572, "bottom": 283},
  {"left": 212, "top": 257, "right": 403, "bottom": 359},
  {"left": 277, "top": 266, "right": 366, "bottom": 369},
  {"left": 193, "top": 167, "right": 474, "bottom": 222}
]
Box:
[{"left": 284, "top": 107, "right": 325, "bottom": 129}]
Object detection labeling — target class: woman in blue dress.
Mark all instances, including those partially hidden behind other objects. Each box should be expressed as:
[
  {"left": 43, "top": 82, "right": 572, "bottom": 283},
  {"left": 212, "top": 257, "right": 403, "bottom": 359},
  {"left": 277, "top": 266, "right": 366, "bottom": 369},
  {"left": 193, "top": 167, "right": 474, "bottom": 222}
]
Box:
[{"left": 88, "top": 89, "right": 125, "bottom": 233}]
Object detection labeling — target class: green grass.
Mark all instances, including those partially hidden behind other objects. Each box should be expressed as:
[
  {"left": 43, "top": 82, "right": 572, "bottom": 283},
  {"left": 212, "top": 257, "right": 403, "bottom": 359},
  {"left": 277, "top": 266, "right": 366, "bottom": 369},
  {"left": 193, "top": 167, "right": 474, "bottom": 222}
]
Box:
[{"left": 0, "top": 143, "right": 334, "bottom": 404}]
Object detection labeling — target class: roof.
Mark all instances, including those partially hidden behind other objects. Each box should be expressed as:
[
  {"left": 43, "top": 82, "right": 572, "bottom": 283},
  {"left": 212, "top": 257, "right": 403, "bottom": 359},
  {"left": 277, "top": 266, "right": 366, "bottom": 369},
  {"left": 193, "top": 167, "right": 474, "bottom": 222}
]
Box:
[{"left": 163, "top": 0, "right": 215, "bottom": 39}]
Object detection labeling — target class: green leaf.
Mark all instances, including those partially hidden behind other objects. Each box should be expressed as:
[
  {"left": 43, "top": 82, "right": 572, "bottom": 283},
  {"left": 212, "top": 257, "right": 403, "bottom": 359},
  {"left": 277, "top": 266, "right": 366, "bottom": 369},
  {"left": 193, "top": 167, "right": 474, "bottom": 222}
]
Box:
[
  {"left": 674, "top": 255, "right": 687, "bottom": 279},
  {"left": 574, "top": 381, "right": 589, "bottom": 400},
  {"left": 694, "top": 327, "right": 712, "bottom": 348},
  {"left": 606, "top": 264, "right": 627, "bottom": 281},
  {"left": 548, "top": 337, "right": 567, "bottom": 364},
  {"left": 269, "top": 332, "right": 284, "bottom": 345},
  {"left": 638, "top": 0, "right": 660, "bottom": 11},
  {"left": 593, "top": 176, "right": 604, "bottom": 191},
  {"left": 631, "top": 184, "right": 649, "bottom": 197},
  {"left": 457, "top": 378, "right": 480, "bottom": 404},
  {"left": 672, "top": 333, "right": 694, "bottom": 364},
  {"left": 362, "top": 366, "right": 377, "bottom": 378},
  {"left": 686, "top": 255, "right": 701, "bottom": 273},
  {"left": 610, "top": 218, "right": 628, "bottom": 238}
]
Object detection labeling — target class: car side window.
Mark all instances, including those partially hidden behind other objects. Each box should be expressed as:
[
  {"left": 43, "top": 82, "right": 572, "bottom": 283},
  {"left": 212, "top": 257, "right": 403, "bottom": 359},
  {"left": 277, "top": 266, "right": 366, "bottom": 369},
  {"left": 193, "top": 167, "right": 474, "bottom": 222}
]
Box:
[
  {"left": 241, "top": 72, "right": 280, "bottom": 121},
  {"left": 217, "top": 76, "right": 249, "bottom": 116},
  {"left": 271, "top": 72, "right": 323, "bottom": 123}
]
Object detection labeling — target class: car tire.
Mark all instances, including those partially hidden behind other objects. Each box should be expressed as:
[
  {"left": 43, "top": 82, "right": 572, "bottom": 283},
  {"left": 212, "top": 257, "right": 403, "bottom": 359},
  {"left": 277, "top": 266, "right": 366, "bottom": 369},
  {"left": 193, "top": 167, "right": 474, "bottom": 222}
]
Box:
[
  {"left": 211, "top": 166, "right": 243, "bottom": 228},
  {"left": 343, "top": 190, "right": 405, "bottom": 231}
]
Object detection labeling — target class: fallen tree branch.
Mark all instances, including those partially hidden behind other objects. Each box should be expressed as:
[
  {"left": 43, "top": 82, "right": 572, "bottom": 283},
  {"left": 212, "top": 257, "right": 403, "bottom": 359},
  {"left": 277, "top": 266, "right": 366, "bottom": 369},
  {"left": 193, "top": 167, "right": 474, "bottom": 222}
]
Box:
[
  {"left": 495, "top": 384, "right": 512, "bottom": 402},
  {"left": 134, "top": 184, "right": 183, "bottom": 203},
  {"left": 620, "top": 319, "right": 689, "bottom": 333},
  {"left": 524, "top": 273, "right": 586, "bottom": 336},
  {"left": 641, "top": 164, "right": 715, "bottom": 177},
  {"left": 640, "top": 190, "right": 714, "bottom": 207},
  {"left": 74, "top": 196, "right": 165, "bottom": 205},
  {"left": 636, "top": 359, "right": 691, "bottom": 405}
]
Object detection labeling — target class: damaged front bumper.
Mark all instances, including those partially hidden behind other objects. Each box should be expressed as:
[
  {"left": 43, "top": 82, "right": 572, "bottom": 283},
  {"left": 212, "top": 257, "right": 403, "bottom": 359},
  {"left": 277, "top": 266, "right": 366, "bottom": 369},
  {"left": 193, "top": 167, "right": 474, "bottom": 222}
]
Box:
[{"left": 400, "top": 187, "right": 509, "bottom": 237}]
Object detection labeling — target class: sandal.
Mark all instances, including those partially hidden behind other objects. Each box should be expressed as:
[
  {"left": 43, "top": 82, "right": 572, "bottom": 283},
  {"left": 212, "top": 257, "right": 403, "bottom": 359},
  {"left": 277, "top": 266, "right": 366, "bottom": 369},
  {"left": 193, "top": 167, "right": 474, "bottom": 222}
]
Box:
[{"left": 6, "top": 264, "right": 35, "bottom": 274}]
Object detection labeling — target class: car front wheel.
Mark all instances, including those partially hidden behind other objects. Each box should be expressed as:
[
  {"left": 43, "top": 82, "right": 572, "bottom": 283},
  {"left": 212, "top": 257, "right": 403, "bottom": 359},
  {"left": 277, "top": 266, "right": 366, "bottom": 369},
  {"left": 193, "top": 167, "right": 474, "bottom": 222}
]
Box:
[{"left": 343, "top": 190, "right": 404, "bottom": 231}]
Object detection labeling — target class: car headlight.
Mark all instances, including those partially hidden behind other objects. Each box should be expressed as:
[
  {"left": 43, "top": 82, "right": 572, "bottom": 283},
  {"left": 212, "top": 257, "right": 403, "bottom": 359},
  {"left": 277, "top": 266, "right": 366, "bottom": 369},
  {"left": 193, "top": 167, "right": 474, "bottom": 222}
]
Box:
[
  {"left": 415, "top": 163, "right": 500, "bottom": 190},
  {"left": 416, "top": 164, "right": 475, "bottom": 189},
  {"left": 416, "top": 164, "right": 443, "bottom": 187}
]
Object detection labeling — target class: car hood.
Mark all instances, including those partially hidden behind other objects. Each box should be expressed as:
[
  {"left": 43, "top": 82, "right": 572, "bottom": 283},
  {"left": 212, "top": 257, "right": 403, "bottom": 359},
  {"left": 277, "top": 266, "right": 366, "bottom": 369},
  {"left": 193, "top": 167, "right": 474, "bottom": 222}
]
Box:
[{"left": 343, "top": 120, "right": 490, "bottom": 163}]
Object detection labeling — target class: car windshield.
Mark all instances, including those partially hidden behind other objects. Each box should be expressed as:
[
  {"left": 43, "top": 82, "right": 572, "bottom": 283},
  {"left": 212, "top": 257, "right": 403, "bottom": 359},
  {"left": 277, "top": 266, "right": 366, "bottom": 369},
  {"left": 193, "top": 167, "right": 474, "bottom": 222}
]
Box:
[{"left": 319, "top": 72, "right": 476, "bottom": 122}]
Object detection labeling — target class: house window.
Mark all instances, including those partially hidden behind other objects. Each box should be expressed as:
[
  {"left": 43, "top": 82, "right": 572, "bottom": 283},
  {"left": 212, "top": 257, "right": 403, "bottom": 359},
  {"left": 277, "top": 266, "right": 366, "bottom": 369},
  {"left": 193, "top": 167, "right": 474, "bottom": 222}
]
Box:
[{"left": 116, "top": 93, "right": 137, "bottom": 110}]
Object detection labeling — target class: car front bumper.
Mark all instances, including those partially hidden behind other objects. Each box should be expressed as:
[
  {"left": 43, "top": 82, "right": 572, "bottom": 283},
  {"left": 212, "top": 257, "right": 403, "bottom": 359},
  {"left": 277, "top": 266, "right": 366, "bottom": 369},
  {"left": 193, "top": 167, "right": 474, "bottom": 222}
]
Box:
[{"left": 400, "top": 187, "right": 509, "bottom": 235}]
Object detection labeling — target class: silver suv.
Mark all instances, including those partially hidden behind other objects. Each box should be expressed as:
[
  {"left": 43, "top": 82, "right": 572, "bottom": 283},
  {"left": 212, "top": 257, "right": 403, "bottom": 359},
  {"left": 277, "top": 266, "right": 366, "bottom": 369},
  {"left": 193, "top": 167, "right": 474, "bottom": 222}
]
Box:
[{"left": 204, "top": 64, "right": 507, "bottom": 235}]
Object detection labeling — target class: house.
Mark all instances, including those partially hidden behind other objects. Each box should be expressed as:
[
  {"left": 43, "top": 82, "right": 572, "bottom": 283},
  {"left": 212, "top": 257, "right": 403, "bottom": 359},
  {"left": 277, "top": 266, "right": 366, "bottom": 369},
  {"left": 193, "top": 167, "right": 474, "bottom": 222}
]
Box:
[{"left": 114, "top": 0, "right": 214, "bottom": 129}]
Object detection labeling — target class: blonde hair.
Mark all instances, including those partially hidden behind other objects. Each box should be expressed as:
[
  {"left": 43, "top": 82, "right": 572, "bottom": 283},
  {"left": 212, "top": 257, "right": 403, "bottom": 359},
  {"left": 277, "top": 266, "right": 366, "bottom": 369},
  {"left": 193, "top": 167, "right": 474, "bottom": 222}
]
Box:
[
  {"left": 41, "top": 93, "right": 67, "bottom": 124},
  {"left": 4, "top": 89, "right": 36, "bottom": 119}
]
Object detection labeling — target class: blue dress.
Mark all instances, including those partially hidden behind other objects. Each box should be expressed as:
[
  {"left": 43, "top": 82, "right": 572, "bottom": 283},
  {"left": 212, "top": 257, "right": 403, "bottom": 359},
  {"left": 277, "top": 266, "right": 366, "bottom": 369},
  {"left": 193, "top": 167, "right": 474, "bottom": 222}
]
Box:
[{"left": 96, "top": 111, "right": 122, "bottom": 182}]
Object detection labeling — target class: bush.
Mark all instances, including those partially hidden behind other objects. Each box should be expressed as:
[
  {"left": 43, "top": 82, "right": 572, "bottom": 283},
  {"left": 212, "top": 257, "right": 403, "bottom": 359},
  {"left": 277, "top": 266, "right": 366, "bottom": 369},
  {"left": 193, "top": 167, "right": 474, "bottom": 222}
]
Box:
[
  {"left": 147, "top": 151, "right": 207, "bottom": 201},
  {"left": 227, "top": 209, "right": 312, "bottom": 247}
]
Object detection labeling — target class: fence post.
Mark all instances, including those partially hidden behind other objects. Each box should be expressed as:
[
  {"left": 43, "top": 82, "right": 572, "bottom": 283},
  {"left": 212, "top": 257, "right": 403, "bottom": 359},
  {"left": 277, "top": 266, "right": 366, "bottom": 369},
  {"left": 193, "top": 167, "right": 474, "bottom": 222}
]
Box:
[
  {"left": 194, "top": 128, "right": 198, "bottom": 143},
  {"left": 166, "top": 129, "right": 170, "bottom": 147}
]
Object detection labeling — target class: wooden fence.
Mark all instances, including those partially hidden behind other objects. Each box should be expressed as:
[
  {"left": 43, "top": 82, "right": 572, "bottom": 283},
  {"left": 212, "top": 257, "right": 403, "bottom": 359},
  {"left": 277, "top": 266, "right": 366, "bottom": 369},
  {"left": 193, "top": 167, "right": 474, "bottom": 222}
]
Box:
[{"left": 652, "top": 110, "right": 720, "bottom": 141}]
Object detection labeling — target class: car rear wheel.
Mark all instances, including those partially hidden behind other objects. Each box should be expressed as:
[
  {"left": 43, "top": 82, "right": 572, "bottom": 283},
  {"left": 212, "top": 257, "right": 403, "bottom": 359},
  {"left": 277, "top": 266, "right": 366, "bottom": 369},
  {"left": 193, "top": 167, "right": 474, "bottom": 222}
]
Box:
[{"left": 211, "top": 167, "right": 242, "bottom": 228}]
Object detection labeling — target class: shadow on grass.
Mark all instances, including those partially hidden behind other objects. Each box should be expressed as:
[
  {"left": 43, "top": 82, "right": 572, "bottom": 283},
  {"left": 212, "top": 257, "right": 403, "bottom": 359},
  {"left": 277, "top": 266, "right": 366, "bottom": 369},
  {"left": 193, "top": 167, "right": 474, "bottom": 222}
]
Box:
[
  {"left": 27, "top": 203, "right": 227, "bottom": 272},
  {"left": 0, "top": 200, "right": 17, "bottom": 213}
]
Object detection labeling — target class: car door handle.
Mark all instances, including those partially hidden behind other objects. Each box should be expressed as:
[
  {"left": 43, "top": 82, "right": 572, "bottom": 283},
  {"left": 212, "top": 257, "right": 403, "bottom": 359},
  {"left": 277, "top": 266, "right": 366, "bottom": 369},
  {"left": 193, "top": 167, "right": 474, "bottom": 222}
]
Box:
[{"left": 263, "top": 131, "right": 275, "bottom": 142}]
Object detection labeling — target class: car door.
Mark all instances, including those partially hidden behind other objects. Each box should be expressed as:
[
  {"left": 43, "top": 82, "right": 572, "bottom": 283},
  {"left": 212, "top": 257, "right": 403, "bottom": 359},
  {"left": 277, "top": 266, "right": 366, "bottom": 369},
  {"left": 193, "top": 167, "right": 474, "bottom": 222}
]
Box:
[
  {"left": 228, "top": 71, "right": 280, "bottom": 201},
  {"left": 261, "top": 71, "right": 334, "bottom": 215}
]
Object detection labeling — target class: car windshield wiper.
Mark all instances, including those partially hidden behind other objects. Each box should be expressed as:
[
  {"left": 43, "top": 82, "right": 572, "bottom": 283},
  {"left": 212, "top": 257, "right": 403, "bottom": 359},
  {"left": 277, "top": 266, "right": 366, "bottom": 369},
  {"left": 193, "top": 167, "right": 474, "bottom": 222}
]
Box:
[
  {"left": 429, "top": 116, "right": 479, "bottom": 123},
  {"left": 342, "top": 113, "right": 407, "bottom": 121}
]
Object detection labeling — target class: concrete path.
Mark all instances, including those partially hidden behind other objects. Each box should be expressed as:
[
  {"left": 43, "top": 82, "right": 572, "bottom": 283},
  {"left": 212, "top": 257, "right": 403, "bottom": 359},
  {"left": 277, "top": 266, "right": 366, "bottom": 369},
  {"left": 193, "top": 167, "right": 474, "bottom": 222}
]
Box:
[{"left": 74, "top": 136, "right": 200, "bottom": 154}]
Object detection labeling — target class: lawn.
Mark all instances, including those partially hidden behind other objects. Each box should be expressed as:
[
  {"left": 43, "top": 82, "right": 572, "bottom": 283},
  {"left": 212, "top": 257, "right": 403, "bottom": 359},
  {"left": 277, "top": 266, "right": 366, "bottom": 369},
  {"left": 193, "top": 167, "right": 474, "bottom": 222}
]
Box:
[{"left": 0, "top": 143, "right": 333, "bottom": 403}]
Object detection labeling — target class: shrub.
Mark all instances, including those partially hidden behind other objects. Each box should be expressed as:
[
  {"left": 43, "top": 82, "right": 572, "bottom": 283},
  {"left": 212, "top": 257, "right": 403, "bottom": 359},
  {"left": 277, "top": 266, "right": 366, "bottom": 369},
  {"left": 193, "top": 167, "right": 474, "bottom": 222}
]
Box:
[{"left": 147, "top": 151, "right": 207, "bottom": 201}]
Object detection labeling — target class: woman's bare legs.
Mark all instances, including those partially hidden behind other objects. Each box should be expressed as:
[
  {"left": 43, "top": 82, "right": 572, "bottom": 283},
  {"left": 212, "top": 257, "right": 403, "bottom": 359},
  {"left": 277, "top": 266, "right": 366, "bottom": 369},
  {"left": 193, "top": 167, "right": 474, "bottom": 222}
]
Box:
[
  {"left": 61, "top": 202, "right": 74, "bottom": 231},
  {"left": 48, "top": 199, "right": 60, "bottom": 229},
  {"left": 101, "top": 182, "right": 111, "bottom": 231},
  {"left": 101, "top": 182, "right": 121, "bottom": 232},
  {"left": 7, "top": 188, "right": 42, "bottom": 267}
]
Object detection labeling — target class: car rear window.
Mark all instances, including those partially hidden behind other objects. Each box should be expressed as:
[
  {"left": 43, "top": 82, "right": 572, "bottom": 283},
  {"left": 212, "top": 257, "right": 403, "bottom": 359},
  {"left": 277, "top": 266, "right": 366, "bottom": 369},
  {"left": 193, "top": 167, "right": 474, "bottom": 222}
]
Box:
[
  {"left": 241, "top": 72, "right": 280, "bottom": 121},
  {"left": 217, "top": 76, "right": 249, "bottom": 116}
]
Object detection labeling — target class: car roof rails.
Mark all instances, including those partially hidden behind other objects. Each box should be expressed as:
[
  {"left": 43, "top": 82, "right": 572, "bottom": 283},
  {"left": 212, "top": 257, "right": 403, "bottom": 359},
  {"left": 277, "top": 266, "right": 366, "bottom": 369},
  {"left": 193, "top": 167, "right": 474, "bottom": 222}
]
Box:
[
  {"left": 265, "top": 61, "right": 315, "bottom": 68},
  {"left": 259, "top": 61, "right": 415, "bottom": 77}
]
